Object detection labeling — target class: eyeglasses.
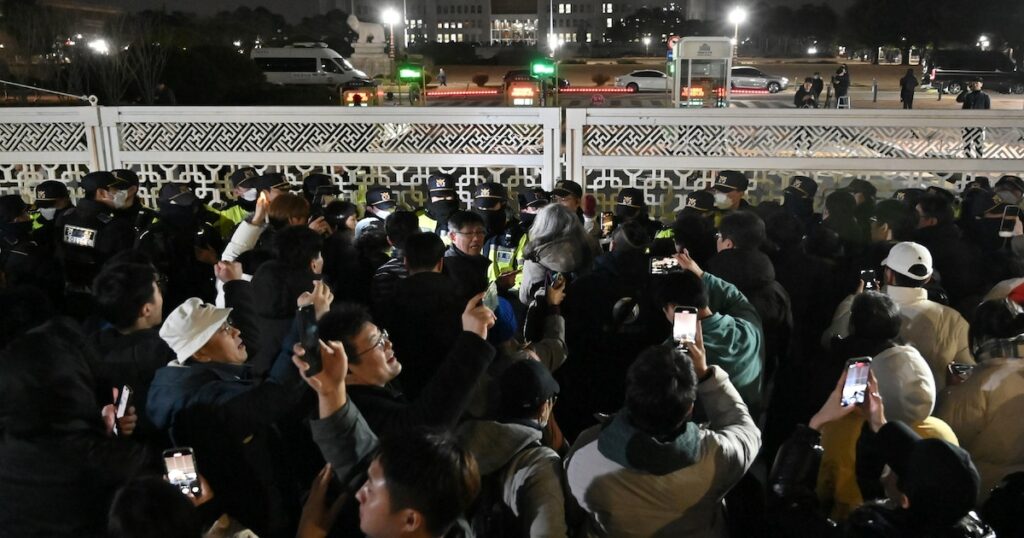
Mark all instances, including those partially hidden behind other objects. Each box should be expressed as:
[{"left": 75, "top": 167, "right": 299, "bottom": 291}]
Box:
[
  {"left": 217, "top": 321, "right": 235, "bottom": 335},
  {"left": 356, "top": 328, "right": 390, "bottom": 356},
  {"left": 454, "top": 230, "right": 486, "bottom": 237}
]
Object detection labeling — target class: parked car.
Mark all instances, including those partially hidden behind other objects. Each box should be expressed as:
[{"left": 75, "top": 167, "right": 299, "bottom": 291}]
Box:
[
  {"left": 251, "top": 43, "right": 374, "bottom": 90},
  {"left": 614, "top": 70, "right": 670, "bottom": 92},
  {"left": 501, "top": 70, "right": 569, "bottom": 90},
  {"left": 730, "top": 66, "right": 789, "bottom": 93},
  {"left": 923, "top": 50, "right": 1024, "bottom": 95}
]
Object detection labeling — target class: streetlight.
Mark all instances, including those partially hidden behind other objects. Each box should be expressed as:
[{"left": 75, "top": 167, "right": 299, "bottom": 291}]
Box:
[
  {"left": 728, "top": 7, "right": 747, "bottom": 56},
  {"left": 382, "top": 8, "right": 400, "bottom": 59},
  {"left": 978, "top": 35, "right": 990, "bottom": 51},
  {"left": 642, "top": 36, "right": 651, "bottom": 56}
]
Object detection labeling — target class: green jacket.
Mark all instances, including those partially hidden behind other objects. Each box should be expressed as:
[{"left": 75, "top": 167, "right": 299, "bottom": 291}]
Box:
[{"left": 700, "top": 272, "right": 764, "bottom": 417}]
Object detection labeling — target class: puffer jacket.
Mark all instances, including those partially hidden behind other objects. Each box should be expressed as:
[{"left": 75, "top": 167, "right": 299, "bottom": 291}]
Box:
[
  {"left": 565, "top": 366, "right": 760, "bottom": 538},
  {"left": 457, "top": 420, "right": 570, "bottom": 538},
  {"left": 937, "top": 357, "right": 1024, "bottom": 501},
  {"left": 825, "top": 286, "right": 974, "bottom": 390},
  {"left": 519, "top": 235, "right": 598, "bottom": 305}
]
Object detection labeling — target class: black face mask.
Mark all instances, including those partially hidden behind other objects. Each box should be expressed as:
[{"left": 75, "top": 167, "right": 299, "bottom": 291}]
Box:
[
  {"left": 520, "top": 211, "right": 537, "bottom": 228},
  {"left": 159, "top": 203, "right": 199, "bottom": 227},
  {"left": 238, "top": 198, "right": 257, "bottom": 212},
  {"left": 783, "top": 193, "right": 813, "bottom": 217},
  {"left": 428, "top": 199, "right": 460, "bottom": 221},
  {"left": 476, "top": 208, "right": 506, "bottom": 235},
  {"left": 615, "top": 206, "right": 641, "bottom": 221},
  {"left": 1, "top": 220, "right": 32, "bottom": 240}
]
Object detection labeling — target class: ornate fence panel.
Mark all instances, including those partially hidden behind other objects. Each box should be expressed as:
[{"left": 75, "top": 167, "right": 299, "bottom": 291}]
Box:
[
  {"left": 0, "top": 107, "right": 101, "bottom": 200},
  {"left": 566, "top": 108, "right": 1024, "bottom": 219},
  {"left": 99, "top": 106, "right": 562, "bottom": 209}
]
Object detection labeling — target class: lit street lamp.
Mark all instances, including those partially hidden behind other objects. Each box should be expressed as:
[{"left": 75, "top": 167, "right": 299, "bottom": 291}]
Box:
[
  {"left": 728, "top": 7, "right": 747, "bottom": 57},
  {"left": 642, "top": 36, "right": 651, "bottom": 56},
  {"left": 382, "top": 8, "right": 400, "bottom": 59}
]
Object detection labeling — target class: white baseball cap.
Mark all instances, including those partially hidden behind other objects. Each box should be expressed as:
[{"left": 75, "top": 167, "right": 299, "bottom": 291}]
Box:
[
  {"left": 882, "top": 241, "right": 933, "bottom": 281},
  {"left": 159, "top": 298, "right": 233, "bottom": 364}
]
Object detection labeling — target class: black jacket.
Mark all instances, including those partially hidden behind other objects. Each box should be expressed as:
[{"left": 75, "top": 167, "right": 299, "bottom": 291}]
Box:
[
  {"left": 374, "top": 271, "right": 464, "bottom": 400},
  {"left": 135, "top": 218, "right": 220, "bottom": 314},
  {"left": 347, "top": 331, "right": 494, "bottom": 437},
  {"left": 54, "top": 199, "right": 136, "bottom": 289},
  {"left": 958, "top": 90, "right": 991, "bottom": 110},
  {"left": 443, "top": 244, "right": 492, "bottom": 305},
  {"left": 250, "top": 261, "right": 317, "bottom": 376},
  {"left": 914, "top": 223, "right": 981, "bottom": 309},
  {"left": 370, "top": 251, "right": 408, "bottom": 309},
  {"left": 795, "top": 86, "right": 818, "bottom": 108}
]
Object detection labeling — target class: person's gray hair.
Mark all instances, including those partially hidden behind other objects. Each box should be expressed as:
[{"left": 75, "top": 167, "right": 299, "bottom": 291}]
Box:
[{"left": 523, "top": 204, "right": 587, "bottom": 259}]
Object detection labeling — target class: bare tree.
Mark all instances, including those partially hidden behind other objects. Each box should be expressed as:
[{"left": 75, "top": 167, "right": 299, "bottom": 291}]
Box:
[{"left": 125, "top": 14, "right": 172, "bottom": 105}]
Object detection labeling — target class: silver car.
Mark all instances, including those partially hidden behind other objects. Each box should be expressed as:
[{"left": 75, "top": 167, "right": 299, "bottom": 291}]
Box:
[
  {"left": 730, "top": 66, "right": 789, "bottom": 93},
  {"left": 614, "top": 70, "right": 670, "bottom": 92}
]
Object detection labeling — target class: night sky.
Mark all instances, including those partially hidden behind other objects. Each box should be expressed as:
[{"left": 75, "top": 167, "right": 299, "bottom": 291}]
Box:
[{"left": 97, "top": 0, "right": 854, "bottom": 22}]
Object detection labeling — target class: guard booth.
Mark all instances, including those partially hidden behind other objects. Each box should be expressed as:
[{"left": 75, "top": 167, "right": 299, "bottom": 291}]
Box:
[
  {"left": 342, "top": 85, "right": 379, "bottom": 106},
  {"left": 505, "top": 80, "right": 541, "bottom": 106},
  {"left": 672, "top": 36, "right": 733, "bottom": 108}
]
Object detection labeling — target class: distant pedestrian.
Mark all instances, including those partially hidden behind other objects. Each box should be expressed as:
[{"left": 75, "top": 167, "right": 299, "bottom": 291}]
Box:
[
  {"left": 957, "top": 76, "right": 991, "bottom": 158},
  {"left": 795, "top": 77, "right": 817, "bottom": 108},
  {"left": 438, "top": 67, "right": 447, "bottom": 86},
  {"left": 153, "top": 82, "right": 176, "bottom": 106},
  {"left": 811, "top": 72, "right": 824, "bottom": 103},
  {"left": 900, "top": 68, "right": 918, "bottom": 109},
  {"left": 832, "top": 64, "right": 850, "bottom": 106}
]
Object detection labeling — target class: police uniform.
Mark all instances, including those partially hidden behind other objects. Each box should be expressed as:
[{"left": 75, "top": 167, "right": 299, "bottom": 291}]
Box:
[
  {"left": 0, "top": 195, "right": 54, "bottom": 293},
  {"left": 110, "top": 169, "right": 159, "bottom": 237},
  {"left": 303, "top": 173, "right": 343, "bottom": 217},
  {"left": 474, "top": 182, "right": 527, "bottom": 288},
  {"left": 418, "top": 174, "right": 461, "bottom": 246},
  {"left": 356, "top": 185, "right": 397, "bottom": 239},
  {"left": 655, "top": 190, "right": 716, "bottom": 242},
  {"left": 30, "top": 180, "right": 73, "bottom": 251},
  {"left": 55, "top": 172, "right": 136, "bottom": 292},
  {"left": 208, "top": 167, "right": 260, "bottom": 236},
  {"left": 711, "top": 170, "right": 754, "bottom": 227},
  {"left": 613, "top": 187, "right": 663, "bottom": 242}
]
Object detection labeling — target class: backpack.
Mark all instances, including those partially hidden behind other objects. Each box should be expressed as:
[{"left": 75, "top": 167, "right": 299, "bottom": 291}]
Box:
[{"left": 468, "top": 441, "right": 542, "bottom": 538}]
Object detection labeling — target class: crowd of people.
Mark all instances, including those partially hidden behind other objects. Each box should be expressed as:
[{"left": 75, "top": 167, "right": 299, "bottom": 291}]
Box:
[{"left": 2, "top": 165, "right": 1024, "bottom": 538}]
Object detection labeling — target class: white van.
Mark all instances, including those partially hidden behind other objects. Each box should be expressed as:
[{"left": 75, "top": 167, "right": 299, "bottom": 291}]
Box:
[{"left": 251, "top": 43, "right": 373, "bottom": 88}]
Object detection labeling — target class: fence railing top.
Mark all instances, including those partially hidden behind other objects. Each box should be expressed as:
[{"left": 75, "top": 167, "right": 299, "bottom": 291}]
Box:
[{"left": 96, "top": 106, "right": 562, "bottom": 125}]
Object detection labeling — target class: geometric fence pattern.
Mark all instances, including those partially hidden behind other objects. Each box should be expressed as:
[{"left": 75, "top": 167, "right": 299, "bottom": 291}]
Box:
[
  {"left": 120, "top": 122, "right": 546, "bottom": 155},
  {"left": 0, "top": 122, "right": 89, "bottom": 153}
]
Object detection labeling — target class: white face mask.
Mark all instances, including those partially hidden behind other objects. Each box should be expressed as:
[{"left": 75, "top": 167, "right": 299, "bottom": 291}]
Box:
[
  {"left": 37, "top": 207, "right": 58, "bottom": 221},
  {"left": 111, "top": 190, "right": 129, "bottom": 210},
  {"left": 714, "top": 192, "right": 732, "bottom": 209},
  {"left": 240, "top": 189, "right": 258, "bottom": 202},
  {"left": 373, "top": 208, "right": 391, "bottom": 219}
]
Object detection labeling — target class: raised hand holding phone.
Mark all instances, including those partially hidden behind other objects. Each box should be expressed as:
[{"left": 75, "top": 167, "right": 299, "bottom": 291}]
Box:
[
  {"left": 681, "top": 318, "right": 708, "bottom": 379},
  {"left": 464, "top": 292, "right": 496, "bottom": 340}
]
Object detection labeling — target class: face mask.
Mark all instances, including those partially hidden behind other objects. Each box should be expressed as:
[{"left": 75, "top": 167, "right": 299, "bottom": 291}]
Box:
[
  {"left": 520, "top": 211, "right": 537, "bottom": 228},
  {"left": 240, "top": 189, "right": 258, "bottom": 202},
  {"left": 427, "top": 199, "right": 460, "bottom": 220},
  {"left": 1, "top": 220, "right": 32, "bottom": 239},
  {"left": 111, "top": 190, "right": 129, "bottom": 210},
  {"left": 714, "top": 192, "right": 732, "bottom": 210},
  {"left": 160, "top": 203, "right": 198, "bottom": 226},
  {"left": 37, "top": 207, "right": 58, "bottom": 221},
  {"left": 373, "top": 208, "right": 392, "bottom": 220},
  {"left": 477, "top": 209, "right": 506, "bottom": 234}
]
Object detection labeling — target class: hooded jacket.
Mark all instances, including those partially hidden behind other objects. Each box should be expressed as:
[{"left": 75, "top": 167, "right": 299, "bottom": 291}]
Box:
[
  {"left": 457, "top": 420, "right": 569, "bottom": 538},
  {"left": 565, "top": 366, "right": 760, "bottom": 538},
  {"left": 700, "top": 272, "right": 765, "bottom": 417},
  {"left": 937, "top": 356, "right": 1024, "bottom": 501},
  {"left": 519, "top": 235, "right": 598, "bottom": 305},
  {"left": 249, "top": 261, "right": 316, "bottom": 376},
  {"left": 816, "top": 345, "right": 959, "bottom": 520}
]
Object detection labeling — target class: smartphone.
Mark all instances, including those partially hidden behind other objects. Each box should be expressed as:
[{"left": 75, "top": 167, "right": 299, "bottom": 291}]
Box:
[
  {"left": 601, "top": 212, "right": 615, "bottom": 236},
  {"left": 298, "top": 305, "right": 323, "bottom": 377},
  {"left": 163, "top": 447, "right": 202, "bottom": 497},
  {"left": 860, "top": 269, "right": 878, "bottom": 291},
  {"left": 649, "top": 256, "right": 680, "bottom": 275},
  {"left": 840, "top": 357, "right": 872, "bottom": 407},
  {"left": 483, "top": 282, "right": 499, "bottom": 310},
  {"left": 999, "top": 206, "right": 1019, "bottom": 238},
  {"left": 673, "top": 306, "right": 698, "bottom": 345},
  {"left": 115, "top": 385, "right": 132, "bottom": 419}
]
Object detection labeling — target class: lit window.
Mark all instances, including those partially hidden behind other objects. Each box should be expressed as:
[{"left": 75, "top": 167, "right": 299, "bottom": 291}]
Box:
[
  {"left": 437, "top": 22, "right": 442, "bottom": 28},
  {"left": 603, "top": 3, "right": 613, "bottom": 13},
  {"left": 457, "top": 22, "right": 463, "bottom": 28},
  {"left": 606, "top": 17, "right": 613, "bottom": 28},
  {"left": 586, "top": 32, "right": 592, "bottom": 42},
  {"left": 558, "top": 3, "right": 565, "bottom": 13}
]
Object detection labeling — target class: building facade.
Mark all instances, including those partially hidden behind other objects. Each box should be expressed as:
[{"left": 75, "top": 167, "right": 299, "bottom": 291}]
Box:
[{"left": 330, "top": 0, "right": 709, "bottom": 47}]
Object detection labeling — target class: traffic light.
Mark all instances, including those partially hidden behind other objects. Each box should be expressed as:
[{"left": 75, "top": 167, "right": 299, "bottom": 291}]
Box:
[
  {"left": 530, "top": 59, "right": 556, "bottom": 77},
  {"left": 397, "top": 64, "right": 423, "bottom": 81}
]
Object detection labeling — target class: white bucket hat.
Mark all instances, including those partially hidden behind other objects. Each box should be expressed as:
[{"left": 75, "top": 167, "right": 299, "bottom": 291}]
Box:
[{"left": 159, "top": 298, "right": 233, "bottom": 363}]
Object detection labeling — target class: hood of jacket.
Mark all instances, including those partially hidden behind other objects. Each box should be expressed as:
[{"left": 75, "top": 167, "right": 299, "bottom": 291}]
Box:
[
  {"left": 872, "top": 344, "right": 936, "bottom": 424},
  {"left": 456, "top": 419, "right": 544, "bottom": 474},
  {"left": 596, "top": 410, "right": 700, "bottom": 476},
  {"left": 528, "top": 236, "right": 592, "bottom": 273},
  {"left": 707, "top": 248, "right": 776, "bottom": 292}
]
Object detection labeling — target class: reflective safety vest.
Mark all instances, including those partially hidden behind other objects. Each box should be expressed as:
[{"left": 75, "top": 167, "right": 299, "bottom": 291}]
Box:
[
  {"left": 483, "top": 221, "right": 527, "bottom": 289},
  {"left": 417, "top": 210, "right": 453, "bottom": 246},
  {"left": 207, "top": 202, "right": 247, "bottom": 240}
]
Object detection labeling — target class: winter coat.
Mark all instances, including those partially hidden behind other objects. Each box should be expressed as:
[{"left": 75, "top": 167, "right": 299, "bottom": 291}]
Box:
[
  {"left": 249, "top": 261, "right": 316, "bottom": 376},
  {"left": 914, "top": 223, "right": 982, "bottom": 309},
  {"left": 565, "top": 366, "right": 760, "bottom": 538},
  {"left": 937, "top": 357, "right": 1024, "bottom": 501},
  {"left": 520, "top": 235, "right": 598, "bottom": 305},
  {"left": 370, "top": 252, "right": 408, "bottom": 308},
  {"left": 457, "top": 420, "right": 569, "bottom": 538},
  {"left": 346, "top": 331, "right": 495, "bottom": 437},
  {"left": 825, "top": 286, "right": 974, "bottom": 390},
  {"left": 374, "top": 271, "right": 464, "bottom": 400},
  {"left": 700, "top": 272, "right": 765, "bottom": 417},
  {"left": 443, "top": 245, "right": 492, "bottom": 305}
]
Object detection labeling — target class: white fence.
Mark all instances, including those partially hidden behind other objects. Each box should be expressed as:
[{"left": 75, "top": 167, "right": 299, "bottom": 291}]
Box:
[{"left": 2, "top": 105, "right": 1023, "bottom": 218}]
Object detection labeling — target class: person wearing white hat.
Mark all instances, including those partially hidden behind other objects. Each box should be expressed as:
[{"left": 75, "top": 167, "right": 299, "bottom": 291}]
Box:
[{"left": 824, "top": 241, "right": 974, "bottom": 390}]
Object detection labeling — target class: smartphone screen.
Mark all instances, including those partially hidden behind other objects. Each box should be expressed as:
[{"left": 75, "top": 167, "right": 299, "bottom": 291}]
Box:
[
  {"left": 649, "top": 257, "right": 679, "bottom": 275},
  {"left": 673, "top": 307, "right": 698, "bottom": 344},
  {"left": 163, "top": 448, "right": 202, "bottom": 497},
  {"left": 299, "top": 306, "right": 322, "bottom": 377},
  {"left": 840, "top": 357, "right": 872, "bottom": 407},
  {"left": 483, "top": 282, "right": 499, "bottom": 311},
  {"left": 115, "top": 385, "right": 132, "bottom": 419},
  {"left": 999, "top": 206, "right": 1019, "bottom": 238},
  {"left": 601, "top": 212, "right": 615, "bottom": 237},
  {"left": 860, "top": 269, "right": 878, "bottom": 291}
]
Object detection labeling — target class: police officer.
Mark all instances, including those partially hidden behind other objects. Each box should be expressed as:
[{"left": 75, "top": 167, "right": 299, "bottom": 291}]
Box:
[
  {"left": 356, "top": 185, "right": 397, "bottom": 239},
  {"left": 0, "top": 194, "right": 59, "bottom": 294},
  {"left": 253, "top": 172, "right": 300, "bottom": 203},
  {"left": 302, "top": 173, "right": 342, "bottom": 218},
  {"left": 613, "top": 187, "right": 663, "bottom": 242},
  {"left": 30, "top": 180, "right": 73, "bottom": 251},
  {"left": 209, "top": 166, "right": 260, "bottom": 230},
  {"left": 418, "top": 173, "right": 462, "bottom": 244},
  {"left": 782, "top": 175, "right": 820, "bottom": 232},
  {"left": 552, "top": 179, "right": 600, "bottom": 238},
  {"left": 711, "top": 170, "right": 754, "bottom": 226},
  {"left": 655, "top": 190, "right": 718, "bottom": 267},
  {"left": 55, "top": 171, "right": 136, "bottom": 314},
  {"left": 473, "top": 181, "right": 526, "bottom": 291},
  {"left": 136, "top": 184, "right": 222, "bottom": 310},
  {"left": 110, "top": 168, "right": 158, "bottom": 235},
  {"left": 518, "top": 189, "right": 549, "bottom": 230}
]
